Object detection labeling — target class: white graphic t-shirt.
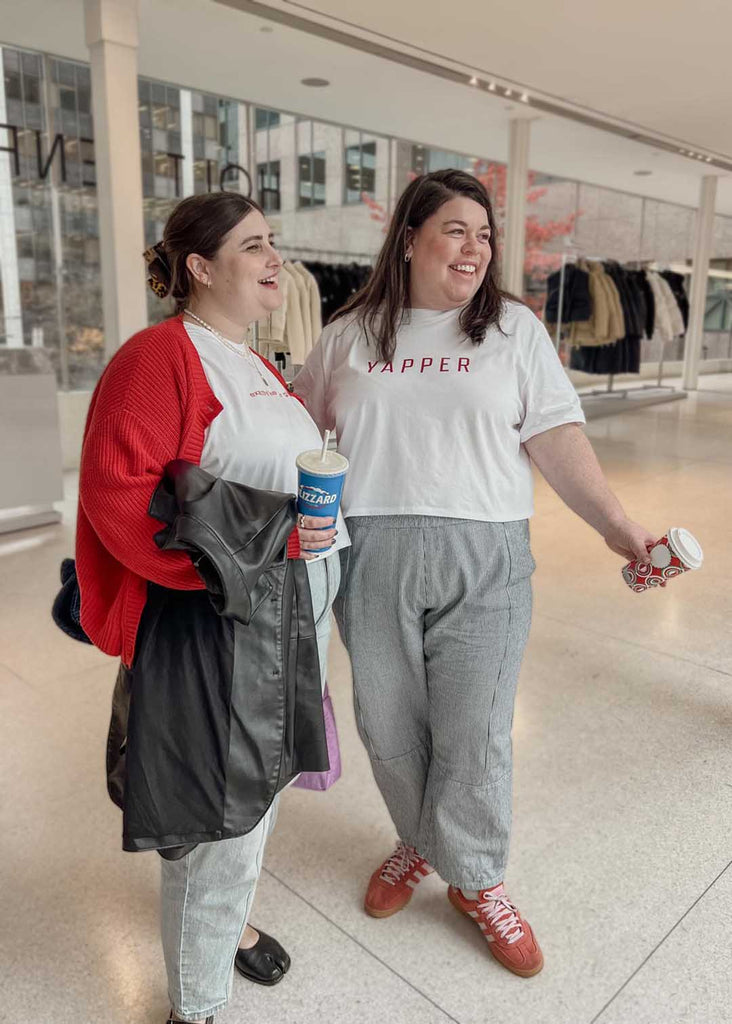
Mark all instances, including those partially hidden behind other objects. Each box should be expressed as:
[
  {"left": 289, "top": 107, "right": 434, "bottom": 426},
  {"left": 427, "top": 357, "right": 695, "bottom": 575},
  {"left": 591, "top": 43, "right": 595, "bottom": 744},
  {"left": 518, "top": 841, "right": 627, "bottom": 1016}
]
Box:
[
  {"left": 293, "top": 301, "right": 585, "bottom": 522},
  {"left": 184, "top": 322, "right": 349, "bottom": 558}
]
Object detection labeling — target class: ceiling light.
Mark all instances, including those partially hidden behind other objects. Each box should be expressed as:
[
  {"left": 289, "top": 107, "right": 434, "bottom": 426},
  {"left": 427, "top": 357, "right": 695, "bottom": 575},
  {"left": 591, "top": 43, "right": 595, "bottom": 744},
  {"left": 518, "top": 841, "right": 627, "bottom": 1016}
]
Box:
[
  {"left": 504, "top": 88, "right": 513, "bottom": 97},
  {"left": 301, "top": 77, "right": 330, "bottom": 88},
  {"left": 706, "top": 157, "right": 713, "bottom": 163},
  {"left": 520, "top": 92, "right": 529, "bottom": 103},
  {"left": 469, "top": 75, "right": 478, "bottom": 86},
  {"left": 487, "top": 81, "right": 496, "bottom": 92}
]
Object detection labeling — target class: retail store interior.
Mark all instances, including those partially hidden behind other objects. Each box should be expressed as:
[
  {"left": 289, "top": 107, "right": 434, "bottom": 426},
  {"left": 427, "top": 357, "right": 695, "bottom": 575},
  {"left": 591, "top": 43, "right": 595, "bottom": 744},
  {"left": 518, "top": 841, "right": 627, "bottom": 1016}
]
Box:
[{"left": 0, "top": 2, "right": 730, "bottom": 1023}]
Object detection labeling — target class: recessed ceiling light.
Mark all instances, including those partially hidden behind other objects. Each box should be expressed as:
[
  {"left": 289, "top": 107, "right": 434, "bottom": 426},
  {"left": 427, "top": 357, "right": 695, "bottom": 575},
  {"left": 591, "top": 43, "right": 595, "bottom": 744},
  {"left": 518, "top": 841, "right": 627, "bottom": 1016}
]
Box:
[
  {"left": 520, "top": 92, "right": 529, "bottom": 103},
  {"left": 706, "top": 157, "right": 713, "bottom": 163},
  {"left": 301, "top": 77, "right": 330, "bottom": 88},
  {"left": 504, "top": 88, "right": 513, "bottom": 97},
  {"left": 487, "top": 81, "right": 496, "bottom": 92},
  {"left": 634, "top": 170, "right": 652, "bottom": 176},
  {"left": 469, "top": 75, "right": 478, "bottom": 86}
]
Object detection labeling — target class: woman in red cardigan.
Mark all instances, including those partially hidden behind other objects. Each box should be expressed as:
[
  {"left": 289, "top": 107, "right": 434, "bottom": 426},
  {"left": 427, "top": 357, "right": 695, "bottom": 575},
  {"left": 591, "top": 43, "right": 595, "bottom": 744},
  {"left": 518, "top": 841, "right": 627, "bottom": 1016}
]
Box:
[{"left": 77, "top": 192, "right": 348, "bottom": 1024}]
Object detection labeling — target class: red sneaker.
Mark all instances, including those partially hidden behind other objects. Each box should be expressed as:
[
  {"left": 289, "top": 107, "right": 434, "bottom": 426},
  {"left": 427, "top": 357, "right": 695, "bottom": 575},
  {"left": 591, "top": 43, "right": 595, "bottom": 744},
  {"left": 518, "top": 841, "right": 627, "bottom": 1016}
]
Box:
[
  {"left": 364, "top": 841, "right": 434, "bottom": 918},
  {"left": 448, "top": 884, "right": 544, "bottom": 977}
]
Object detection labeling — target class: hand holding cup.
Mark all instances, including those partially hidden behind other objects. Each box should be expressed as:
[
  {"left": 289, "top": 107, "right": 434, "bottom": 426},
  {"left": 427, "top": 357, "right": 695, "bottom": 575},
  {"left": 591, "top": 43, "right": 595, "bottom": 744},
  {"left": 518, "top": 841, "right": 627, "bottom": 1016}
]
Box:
[
  {"left": 604, "top": 517, "right": 657, "bottom": 564},
  {"left": 297, "top": 514, "right": 337, "bottom": 561},
  {"left": 295, "top": 440, "right": 349, "bottom": 562},
  {"left": 621, "top": 526, "right": 703, "bottom": 593}
]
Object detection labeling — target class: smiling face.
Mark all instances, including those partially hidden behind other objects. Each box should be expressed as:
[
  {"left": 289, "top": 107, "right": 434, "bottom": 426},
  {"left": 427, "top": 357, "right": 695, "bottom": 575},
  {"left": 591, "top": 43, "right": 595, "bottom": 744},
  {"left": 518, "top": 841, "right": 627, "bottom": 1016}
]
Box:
[
  {"left": 406, "top": 196, "right": 492, "bottom": 311},
  {"left": 186, "top": 208, "right": 283, "bottom": 326}
]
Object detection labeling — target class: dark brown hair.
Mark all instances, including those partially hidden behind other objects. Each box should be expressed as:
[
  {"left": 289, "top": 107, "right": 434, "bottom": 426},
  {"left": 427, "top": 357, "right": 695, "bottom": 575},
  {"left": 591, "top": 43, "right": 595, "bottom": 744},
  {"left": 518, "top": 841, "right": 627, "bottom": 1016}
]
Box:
[
  {"left": 143, "top": 192, "right": 264, "bottom": 313},
  {"left": 333, "top": 169, "right": 511, "bottom": 362}
]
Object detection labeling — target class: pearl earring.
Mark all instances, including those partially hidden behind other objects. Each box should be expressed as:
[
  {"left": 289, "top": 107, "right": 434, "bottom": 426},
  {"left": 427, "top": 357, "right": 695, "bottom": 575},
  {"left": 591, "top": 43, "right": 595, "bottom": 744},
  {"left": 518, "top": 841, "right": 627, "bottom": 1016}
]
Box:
[{"left": 404, "top": 253, "right": 412, "bottom": 263}]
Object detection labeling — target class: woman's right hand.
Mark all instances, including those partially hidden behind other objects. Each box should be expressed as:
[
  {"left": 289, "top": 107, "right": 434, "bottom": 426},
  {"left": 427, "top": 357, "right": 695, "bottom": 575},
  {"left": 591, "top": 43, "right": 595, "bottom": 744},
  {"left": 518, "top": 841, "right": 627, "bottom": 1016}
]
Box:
[{"left": 297, "top": 515, "right": 337, "bottom": 561}]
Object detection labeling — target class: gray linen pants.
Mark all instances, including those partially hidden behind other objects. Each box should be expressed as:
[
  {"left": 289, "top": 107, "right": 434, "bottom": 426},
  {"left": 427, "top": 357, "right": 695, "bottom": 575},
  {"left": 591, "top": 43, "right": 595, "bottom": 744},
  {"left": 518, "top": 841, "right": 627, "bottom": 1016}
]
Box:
[
  {"left": 160, "top": 553, "right": 340, "bottom": 1021},
  {"left": 336, "top": 516, "right": 534, "bottom": 891}
]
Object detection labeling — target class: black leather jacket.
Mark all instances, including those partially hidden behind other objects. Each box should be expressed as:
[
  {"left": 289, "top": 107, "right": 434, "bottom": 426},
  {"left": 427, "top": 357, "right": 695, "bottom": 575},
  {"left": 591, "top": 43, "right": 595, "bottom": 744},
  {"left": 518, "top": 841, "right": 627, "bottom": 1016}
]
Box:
[{"left": 106, "top": 460, "right": 328, "bottom": 854}]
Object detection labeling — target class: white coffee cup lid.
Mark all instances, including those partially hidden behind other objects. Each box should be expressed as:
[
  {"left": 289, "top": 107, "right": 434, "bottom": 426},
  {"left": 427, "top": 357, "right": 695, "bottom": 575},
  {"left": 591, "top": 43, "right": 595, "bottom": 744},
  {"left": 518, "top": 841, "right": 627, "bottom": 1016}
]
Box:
[
  {"left": 667, "top": 527, "right": 703, "bottom": 570},
  {"left": 296, "top": 448, "right": 349, "bottom": 476}
]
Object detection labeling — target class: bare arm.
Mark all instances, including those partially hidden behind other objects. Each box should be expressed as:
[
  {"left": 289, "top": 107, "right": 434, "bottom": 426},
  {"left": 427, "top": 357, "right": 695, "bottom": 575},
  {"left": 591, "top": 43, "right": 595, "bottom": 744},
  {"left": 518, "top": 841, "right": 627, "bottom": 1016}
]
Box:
[{"left": 524, "top": 423, "right": 657, "bottom": 563}]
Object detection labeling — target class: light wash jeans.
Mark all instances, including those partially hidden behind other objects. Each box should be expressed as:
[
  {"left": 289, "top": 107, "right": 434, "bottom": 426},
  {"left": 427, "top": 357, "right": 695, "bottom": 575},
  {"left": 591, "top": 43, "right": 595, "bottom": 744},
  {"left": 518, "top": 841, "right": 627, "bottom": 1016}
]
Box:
[
  {"left": 336, "top": 516, "right": 533, "bottom": 890},
  {"left": 160, "top": 554, "right": 340, "bottom": 1021}
]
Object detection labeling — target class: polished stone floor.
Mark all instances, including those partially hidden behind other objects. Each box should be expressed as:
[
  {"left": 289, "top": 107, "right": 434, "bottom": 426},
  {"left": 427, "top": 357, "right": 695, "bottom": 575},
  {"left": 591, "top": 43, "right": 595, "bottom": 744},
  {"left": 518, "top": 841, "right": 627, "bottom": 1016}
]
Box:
[{"left": 1, "top": 375, "right": 730, "bottom": 1024}]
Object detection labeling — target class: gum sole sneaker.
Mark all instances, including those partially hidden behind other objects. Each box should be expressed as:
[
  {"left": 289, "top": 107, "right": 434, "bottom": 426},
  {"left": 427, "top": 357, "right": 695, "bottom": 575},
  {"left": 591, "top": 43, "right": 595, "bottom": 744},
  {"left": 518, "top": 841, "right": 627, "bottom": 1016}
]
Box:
[
  {"left": 364, "top": 841, "right": 434, "bottom": 918},
  {"left": 448, "top": 884, "right": 544, "bottom": 977}
]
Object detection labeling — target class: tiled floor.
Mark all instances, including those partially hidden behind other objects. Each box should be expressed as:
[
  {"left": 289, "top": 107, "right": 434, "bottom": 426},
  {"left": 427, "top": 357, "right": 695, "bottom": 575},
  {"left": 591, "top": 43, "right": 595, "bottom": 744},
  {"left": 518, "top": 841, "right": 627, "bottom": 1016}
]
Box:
[{"left": 1, "top": 375, "right": 731, "bottom": 1024}]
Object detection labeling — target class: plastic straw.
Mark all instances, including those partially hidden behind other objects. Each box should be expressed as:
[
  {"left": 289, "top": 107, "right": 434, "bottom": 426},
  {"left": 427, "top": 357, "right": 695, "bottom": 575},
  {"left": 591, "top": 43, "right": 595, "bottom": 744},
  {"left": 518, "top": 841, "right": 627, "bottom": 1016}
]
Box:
[{"left": 320, "top": 429, "right": 331, "bottom": 463}]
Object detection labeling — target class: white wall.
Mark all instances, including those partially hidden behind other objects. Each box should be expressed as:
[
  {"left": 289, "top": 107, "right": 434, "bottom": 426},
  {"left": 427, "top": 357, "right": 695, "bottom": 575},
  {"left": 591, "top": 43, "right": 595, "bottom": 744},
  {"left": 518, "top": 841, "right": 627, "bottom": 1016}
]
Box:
[{"left": 57, "top": 390, "right": 92, "bottom": 470}]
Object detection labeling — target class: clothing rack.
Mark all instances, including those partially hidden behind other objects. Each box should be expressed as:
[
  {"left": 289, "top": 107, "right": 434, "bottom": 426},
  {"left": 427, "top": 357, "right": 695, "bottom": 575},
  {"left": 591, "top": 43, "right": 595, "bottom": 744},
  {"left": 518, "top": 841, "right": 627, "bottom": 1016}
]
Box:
[
  {"left": 553, "top": 251, "right": 681, "bottom": 403},
  {"left": 277, "top": 245, "right": 375, "bottom": 265}
]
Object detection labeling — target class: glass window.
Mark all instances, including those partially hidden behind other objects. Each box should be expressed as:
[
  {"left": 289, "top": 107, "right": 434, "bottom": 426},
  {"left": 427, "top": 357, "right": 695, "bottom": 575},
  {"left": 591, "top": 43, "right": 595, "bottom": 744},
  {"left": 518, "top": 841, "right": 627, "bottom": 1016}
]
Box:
[
  {"left": 255, "top": 108, "right": 280, "bottom": 131},
  {"left": 344, "top": 136, "right": 376, "bottom": 204},
  {"left": 258, "top": 161, "right": 281, "bottom": 212},
  {"left": 0, "top": 48, "right": 103, "bottom": 386},
  {"left": 704, "top": 277, "right": 732, "bottom": 333},
  {"left": 4, "top": 65, "right": 22, "bottom": 101},
  {"left": 298, "top": 151, "right": 326, "bottom": 208},
  {"left": 189, "top": 93, "right": 242, "bottom": 197}
]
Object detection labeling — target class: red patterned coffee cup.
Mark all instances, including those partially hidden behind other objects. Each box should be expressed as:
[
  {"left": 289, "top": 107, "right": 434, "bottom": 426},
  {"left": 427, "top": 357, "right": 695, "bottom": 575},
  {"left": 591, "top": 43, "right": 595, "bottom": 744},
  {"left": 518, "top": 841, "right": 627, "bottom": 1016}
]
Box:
[{"left": 621, "top": 527, "right": 703, "bottom": 593}]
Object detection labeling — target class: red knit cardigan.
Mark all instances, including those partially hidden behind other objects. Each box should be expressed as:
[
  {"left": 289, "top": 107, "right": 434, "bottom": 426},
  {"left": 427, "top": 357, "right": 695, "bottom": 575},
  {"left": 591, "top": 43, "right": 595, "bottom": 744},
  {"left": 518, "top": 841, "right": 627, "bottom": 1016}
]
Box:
[{"left": 76, "top": 315, "right": 301, "bottom": 668}]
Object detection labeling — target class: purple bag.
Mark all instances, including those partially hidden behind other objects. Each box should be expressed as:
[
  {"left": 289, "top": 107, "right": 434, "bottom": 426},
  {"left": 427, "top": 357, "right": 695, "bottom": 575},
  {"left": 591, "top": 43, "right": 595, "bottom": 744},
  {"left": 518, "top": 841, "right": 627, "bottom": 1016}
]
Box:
[{"left": 293, "top": 684, "right": 341, "bottom": 791}]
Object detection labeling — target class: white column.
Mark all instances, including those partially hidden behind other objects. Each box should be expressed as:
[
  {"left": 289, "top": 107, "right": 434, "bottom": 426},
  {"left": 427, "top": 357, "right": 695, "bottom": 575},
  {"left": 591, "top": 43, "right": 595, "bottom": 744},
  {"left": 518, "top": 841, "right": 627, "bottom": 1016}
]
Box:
[
  {"left": 388, "top": 137, "right": 397, "bottom": 217},
  {"left": 238, "top": 101, "right": 252, "bottom": 197},
  {"left": 179, "top": 89, "right": 194, "bottom": 197},
  {"left": 502, "top": 118, "right": 531, "bottom": 296},
  {"left": 683, "top": 175, "right": 718, "bottom": 390},
  {"left": 84, "top": 0, "right": 147, "bottom": 356},
  {"left": 0, "top": 48, "right": 23, "bottom": 347}
]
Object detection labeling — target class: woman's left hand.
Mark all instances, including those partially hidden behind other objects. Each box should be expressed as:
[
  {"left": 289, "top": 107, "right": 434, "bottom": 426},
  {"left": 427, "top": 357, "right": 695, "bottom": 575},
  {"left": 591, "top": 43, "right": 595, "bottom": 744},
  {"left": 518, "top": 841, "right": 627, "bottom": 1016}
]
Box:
[
  {"left": 603, "top": 517, "right": 658, "bottom": 564},
  {"left": 297, "top": 514, "right": 337, "bottom": 561}
]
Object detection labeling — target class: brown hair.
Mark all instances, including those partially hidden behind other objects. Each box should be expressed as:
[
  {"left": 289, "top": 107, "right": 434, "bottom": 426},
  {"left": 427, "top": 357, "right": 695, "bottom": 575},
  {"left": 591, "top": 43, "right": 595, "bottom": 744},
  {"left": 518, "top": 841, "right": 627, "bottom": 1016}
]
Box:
[
  {"left": 333, "top": 169, "right": 511, "bottom": 362},
  {"left": 143, "top": 192, "right": 264, "bottom": 313}
]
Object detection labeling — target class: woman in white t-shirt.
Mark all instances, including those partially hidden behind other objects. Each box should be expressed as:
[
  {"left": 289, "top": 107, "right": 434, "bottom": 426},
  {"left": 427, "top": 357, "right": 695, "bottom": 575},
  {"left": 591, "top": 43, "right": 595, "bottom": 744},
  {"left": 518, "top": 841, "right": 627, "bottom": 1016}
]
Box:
[{"left": 294, "top": 170, "right": 659, "bottom": 979}]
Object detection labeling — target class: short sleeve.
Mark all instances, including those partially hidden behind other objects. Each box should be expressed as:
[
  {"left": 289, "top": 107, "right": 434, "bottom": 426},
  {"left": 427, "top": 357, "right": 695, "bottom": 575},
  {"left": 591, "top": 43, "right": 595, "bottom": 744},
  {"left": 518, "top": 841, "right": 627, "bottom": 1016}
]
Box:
[
  {"left": 293, "top": 335, "right": 334, "bottom": 433},
  {"left": 517, "top": 314, "right": 585, "bottom": 444}
]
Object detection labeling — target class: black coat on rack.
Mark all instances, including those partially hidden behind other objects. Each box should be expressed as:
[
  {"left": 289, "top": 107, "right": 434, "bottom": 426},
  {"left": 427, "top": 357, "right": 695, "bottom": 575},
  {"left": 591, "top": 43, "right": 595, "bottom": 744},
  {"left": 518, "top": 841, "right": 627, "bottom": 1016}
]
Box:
[
  {"left": 545, "top": 264, "right": 592, "bottom": 324},
  {"left": 631, "top": 270, "right": 656, "bottom": 339},
  {"left": 302, "top": 261, "right": 372, "bottom": 322}
]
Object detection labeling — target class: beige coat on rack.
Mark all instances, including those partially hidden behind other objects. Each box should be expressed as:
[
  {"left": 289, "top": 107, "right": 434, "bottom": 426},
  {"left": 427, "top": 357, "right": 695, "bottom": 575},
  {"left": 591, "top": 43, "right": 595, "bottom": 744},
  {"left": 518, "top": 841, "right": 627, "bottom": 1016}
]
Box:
[
  {"left": 603, "top": 272, "right": 625, "bottom": 343},
  {"left": 567, "top": 261, "right": 624, "bottom": 347},
  {"left": 256, "top": 263, "right": 308, "bottom": 363},
  {"left": 568, "top": 260, "right": 611, "bottom": 347},
  {"left": 287, "top": 263, "right": 312, "bottom": 357},
  {"left": 292, "top": 262, "right": 323, "bottom": 347}
]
